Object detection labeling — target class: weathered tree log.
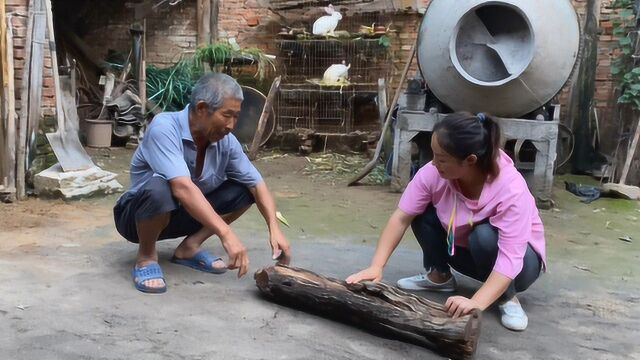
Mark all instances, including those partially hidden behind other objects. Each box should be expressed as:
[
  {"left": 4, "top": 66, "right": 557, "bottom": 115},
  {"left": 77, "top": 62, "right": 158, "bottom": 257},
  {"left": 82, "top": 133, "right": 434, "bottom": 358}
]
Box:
[{"left": 255, "top": 265, "right": 481, "bottom": 360}]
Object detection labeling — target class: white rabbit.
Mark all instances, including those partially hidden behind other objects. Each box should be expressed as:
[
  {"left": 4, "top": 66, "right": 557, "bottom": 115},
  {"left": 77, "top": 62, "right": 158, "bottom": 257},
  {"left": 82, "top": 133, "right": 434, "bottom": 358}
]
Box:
[
  {"left": 322, "top": 61, "right": 351, "bottom": 84},
  {"left": 312, "top": 4, "right": 342, "bottom": 36}
]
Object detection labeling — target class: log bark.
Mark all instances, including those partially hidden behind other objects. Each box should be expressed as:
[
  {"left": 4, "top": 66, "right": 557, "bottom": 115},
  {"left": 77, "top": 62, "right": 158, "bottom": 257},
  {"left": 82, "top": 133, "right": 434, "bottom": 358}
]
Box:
[{"left": 255, "top": 265, "right": 481, "bottom": 360}]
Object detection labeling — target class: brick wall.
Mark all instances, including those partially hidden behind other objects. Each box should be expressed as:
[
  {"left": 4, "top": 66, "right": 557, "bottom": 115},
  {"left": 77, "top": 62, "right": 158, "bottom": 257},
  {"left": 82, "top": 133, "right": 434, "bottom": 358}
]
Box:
[
  {"left": 79, "top": 0, "right": 197, "bottom": 67},
  {"left": 6, "top": 0, "right": 55, "bottom": 116},
  {"left": 1, "top": 0, "right": 623, "bottom": 129}
]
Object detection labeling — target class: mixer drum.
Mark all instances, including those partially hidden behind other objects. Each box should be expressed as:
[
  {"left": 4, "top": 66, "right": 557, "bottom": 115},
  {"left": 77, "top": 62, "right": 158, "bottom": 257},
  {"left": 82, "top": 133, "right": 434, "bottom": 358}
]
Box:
[{"left": 418, "top": 0, "right": 580, "bottom": 118}]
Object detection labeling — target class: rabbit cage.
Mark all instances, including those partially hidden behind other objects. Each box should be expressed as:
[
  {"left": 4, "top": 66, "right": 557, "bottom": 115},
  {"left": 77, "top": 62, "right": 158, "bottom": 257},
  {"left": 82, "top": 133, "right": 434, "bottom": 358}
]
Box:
[{"left": 275, "top": 10, "right": 394, "bottom": 135}]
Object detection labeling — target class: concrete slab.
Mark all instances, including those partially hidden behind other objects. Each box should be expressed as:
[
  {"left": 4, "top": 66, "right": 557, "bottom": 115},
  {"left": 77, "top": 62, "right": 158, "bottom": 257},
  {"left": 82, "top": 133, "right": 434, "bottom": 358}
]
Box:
[
  {"left": 1, "top": 149, "right": 638, "bottom": 359},
  {"left": 34, "top": 163, "right": 123, "bottom": 200}
]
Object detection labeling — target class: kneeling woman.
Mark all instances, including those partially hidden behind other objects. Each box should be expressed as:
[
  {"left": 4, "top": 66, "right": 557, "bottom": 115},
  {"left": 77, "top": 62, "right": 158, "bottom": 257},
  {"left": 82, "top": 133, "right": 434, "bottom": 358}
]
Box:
[{"left": 347, "top": 112, "right": 545, "bottom": 331}]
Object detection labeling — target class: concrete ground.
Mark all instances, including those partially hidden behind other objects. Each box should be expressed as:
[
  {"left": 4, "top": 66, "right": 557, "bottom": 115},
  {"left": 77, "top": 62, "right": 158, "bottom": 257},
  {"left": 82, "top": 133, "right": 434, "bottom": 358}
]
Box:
[{"left": 1, "top": 147, "right": 639, "bottom": 360}]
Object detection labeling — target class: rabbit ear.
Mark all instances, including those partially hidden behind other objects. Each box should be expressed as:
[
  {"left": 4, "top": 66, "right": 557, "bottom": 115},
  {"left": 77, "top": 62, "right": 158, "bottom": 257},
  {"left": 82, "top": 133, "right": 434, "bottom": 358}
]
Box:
[{"left": 324, "top": 5, "right": 334, "bottom": 14}]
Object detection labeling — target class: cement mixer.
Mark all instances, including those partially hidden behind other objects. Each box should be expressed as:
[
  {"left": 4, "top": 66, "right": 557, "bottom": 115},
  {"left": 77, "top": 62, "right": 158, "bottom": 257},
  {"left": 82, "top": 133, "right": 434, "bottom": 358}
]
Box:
[
  {"left": 391, "top": 0, "right": 581, "bottom": 203},
  {"left": 418, "top": 0, "right": 580, "bottom": 117}
]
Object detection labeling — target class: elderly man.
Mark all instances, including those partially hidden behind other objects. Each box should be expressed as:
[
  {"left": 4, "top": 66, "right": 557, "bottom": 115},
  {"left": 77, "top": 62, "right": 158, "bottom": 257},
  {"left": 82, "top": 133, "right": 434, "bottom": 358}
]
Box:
[{"left": 114, "top": 73, "right": 291, "bottom": 293}]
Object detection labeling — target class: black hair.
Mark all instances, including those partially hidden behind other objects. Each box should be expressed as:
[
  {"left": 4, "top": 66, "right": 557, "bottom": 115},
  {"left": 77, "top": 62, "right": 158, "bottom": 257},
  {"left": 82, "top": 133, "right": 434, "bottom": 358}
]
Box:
[{"left": 433, "top": 111, "right": 502, "bottom": 180}]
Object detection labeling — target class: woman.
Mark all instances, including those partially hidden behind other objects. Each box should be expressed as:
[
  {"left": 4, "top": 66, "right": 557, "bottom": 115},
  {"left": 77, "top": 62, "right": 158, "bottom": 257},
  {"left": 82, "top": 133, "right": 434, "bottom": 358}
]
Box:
[{"left": 346, "top": 112, "right": 545, "bottom": 331}]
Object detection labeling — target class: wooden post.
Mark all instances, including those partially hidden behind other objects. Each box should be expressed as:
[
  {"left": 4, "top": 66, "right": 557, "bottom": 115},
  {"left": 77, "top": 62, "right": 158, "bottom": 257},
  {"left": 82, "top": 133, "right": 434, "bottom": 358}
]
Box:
[
  {"left": 210, "top": 0, "right": 219, "bottom": 42},
  {"left": 139, "top": 19, "right": 146, "bottom": 120},
  {"left": 17, "top": 0, "right": 36, "bottom": 200},
  {"left": 197, "top": 0, "right": 211, "bottom": 47},
  {"left": 255, "top": 265, "right": 481, "bottom": 360},
  {"left": 248, "top": 76, "right": 281, "bottom": 160},
  {"left": 3, "top": 11, "right": 17, "bottom": 198},
  {"left": 620, "top": 116, "right": 640, "bottom": 184}
]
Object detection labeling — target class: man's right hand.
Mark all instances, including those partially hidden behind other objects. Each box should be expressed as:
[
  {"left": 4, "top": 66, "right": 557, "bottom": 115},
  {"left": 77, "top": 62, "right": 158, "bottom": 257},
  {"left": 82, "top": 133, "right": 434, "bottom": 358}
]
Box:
[
  {"left": 220, "top": 230, "right": 249, "bottom": 278},
  {"left": 345, "top": 266, "right": 383, "bottom": 284}
]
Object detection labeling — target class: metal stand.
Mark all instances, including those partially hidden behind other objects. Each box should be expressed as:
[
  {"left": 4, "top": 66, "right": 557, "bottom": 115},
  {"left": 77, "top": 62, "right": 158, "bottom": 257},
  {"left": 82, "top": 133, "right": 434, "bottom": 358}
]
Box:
[{"left": 391, "top": 108, "right": 559, "bottom": 204}]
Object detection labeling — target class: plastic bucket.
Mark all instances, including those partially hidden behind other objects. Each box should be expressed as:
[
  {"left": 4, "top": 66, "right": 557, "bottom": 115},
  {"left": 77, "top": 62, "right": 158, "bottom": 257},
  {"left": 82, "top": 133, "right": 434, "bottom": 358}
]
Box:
[{"left": 85, "top": 119, "right": 113, "bottom": 148}]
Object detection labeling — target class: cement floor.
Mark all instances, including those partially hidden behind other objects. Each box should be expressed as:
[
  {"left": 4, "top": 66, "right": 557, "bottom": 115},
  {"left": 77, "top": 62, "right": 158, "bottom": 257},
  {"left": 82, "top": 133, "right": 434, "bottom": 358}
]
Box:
[{"left": 1, "top": 148, "right": 639, "bottom": 359}]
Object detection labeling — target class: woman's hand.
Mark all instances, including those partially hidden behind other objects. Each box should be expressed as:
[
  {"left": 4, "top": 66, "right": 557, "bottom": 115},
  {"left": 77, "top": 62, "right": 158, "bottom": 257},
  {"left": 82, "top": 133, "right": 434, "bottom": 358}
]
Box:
[
  {"left": 346, "top": 266, "right": 383, "bottom": 284},
  {"left": 445, "top": 296, "right": 481, "bottom": 319}
]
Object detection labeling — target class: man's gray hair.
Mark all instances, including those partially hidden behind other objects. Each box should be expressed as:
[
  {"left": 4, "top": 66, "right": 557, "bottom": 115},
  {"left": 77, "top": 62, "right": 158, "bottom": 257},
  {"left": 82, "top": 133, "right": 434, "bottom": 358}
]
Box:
[{"left": 189, "top": 73, "right": 243, "bottom": 113}]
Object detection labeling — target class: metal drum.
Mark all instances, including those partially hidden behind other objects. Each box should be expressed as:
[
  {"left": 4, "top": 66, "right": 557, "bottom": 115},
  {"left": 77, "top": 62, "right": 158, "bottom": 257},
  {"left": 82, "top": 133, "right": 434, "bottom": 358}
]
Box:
[
  {"left": 233, "top": 86, "right": 276, "bottom": 147},
  {"left": 418, "top": 0, "right": 580, "bottom": 117}
]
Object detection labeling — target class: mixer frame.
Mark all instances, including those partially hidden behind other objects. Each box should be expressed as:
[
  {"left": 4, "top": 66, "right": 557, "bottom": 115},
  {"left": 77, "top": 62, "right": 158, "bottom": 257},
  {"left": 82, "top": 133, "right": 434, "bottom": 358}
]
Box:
[{"left": 391, "top": 107, "right": 559, "bottom": 206}]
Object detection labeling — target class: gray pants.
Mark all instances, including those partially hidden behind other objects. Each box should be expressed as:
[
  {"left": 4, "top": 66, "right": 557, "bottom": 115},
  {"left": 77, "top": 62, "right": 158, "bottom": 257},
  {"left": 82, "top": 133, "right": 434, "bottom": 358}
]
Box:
[{"left": 411, "top": 205, "right": 542, "bottom": 299}]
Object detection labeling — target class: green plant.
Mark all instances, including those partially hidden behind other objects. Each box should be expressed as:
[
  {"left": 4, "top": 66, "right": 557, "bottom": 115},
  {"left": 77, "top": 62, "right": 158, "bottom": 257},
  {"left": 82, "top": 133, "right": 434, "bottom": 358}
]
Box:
[
  {"left": 192, "top": 42, "right": 276, "bottom": 80},
  {"left": 610, "top": 0, "right": 640, "bottom": 109},
  {"left": 146, "top": 59, "right": 196, "bottom": 112}
]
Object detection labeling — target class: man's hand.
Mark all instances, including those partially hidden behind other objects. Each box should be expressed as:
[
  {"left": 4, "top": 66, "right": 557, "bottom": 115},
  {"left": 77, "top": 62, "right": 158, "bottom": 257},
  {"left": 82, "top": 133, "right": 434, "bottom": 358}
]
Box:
[
  {"left": 269, "top": 227, "right": 291, "bottom": 265},
  {"left": 345, "top": 266, "right": 383, "bottom": 284},
  {"left": 220, "top": 230, "right": 249, "bottom": 278},
  {"left": 445, "top": 296, "right": 481, "bottom": 319}
]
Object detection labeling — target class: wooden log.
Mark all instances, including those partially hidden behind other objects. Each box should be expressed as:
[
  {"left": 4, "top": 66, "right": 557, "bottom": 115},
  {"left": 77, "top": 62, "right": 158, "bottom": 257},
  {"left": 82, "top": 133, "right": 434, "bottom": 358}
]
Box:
[
  {"left": 255, "top": 265, "right": 481, "bottom": 360},
  {"left": 248, "top": 76, "right": 280, "bottom": 160}
]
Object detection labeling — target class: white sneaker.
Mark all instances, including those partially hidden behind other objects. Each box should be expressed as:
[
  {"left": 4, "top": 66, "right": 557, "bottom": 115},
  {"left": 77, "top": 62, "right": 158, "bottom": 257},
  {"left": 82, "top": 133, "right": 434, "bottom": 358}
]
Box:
[
  {"left": 499, "top": 297, "right": 528, "bottom": 331},
  {"left": 396, "top": 273, "right": 457, "bottom": 292}
]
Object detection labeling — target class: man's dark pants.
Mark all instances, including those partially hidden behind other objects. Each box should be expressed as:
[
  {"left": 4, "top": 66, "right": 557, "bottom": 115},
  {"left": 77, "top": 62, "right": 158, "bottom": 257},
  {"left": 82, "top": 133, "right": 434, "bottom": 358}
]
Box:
[{"left": 114, "top": 177, "right": 255, "bottom": 243}]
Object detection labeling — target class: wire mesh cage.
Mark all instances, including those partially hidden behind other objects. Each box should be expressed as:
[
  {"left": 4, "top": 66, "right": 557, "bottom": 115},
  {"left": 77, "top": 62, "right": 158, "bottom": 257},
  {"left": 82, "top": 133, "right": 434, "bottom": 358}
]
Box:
[
  {"left": 274, "top": 11, "right": 394, "bottom": 134},
  {"left": 277, "top": 83, "right": 382, "bottom": 134},
  {"left": 278, "top": 38, "right": 391, "bottom": 84}
]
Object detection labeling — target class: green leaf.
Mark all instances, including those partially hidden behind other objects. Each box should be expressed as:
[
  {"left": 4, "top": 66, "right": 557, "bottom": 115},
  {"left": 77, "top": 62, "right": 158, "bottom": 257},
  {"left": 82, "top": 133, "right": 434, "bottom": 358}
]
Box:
[
  {"left": 619, "top": 36, "right": 632, "bottom": 45},
  {"left": 632, "top": 67, "right": 640, "bottom": 74},
  {"left": 276, "top": 211, "right": 291, "bottom": 228},
  {"left": 611, "top": 63, "right": 623, "bottom": 75},
  {"left": 378, "top": 35, "right": 391, "bottom": 48},
  {"left": 620, "top": 9, "right": 634, "bottom": 18}
]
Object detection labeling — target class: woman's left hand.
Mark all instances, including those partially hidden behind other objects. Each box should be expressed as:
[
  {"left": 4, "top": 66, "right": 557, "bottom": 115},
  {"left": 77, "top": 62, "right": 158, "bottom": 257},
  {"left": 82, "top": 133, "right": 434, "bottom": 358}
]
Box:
[{"left": 445, "top": 296, "right": 481, "bottom": 319}]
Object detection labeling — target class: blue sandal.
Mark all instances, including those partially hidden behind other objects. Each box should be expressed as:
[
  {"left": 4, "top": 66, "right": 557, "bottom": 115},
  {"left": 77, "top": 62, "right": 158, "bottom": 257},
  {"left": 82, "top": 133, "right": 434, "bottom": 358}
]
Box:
[
  {"left": 170, "top": 250, "right": 227, "bottom": 274},
  {"left": 132, "top": 263, "right": 167, "bottom": 294}
]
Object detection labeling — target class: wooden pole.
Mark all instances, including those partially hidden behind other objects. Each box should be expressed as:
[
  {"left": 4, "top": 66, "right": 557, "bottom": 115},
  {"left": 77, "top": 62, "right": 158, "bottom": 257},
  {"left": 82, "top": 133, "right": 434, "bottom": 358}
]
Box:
[
  {"left": 139, "top": 19, "right": 146, "bottom": 120},
  {"left": 619, "top": 116, "right": 640, "bottom": 184},
  {"left": 348, "top": 39, "right": 416, "bottom": 186},
  {"left": 0, "top": 0, "right": 8, "bottom": 190},
  {"left": 248, "top": 76, "right": 280, "bottom": 160},
  {"left": 197, "top": 0, "right": 211, "bottom": 47},
  {"left": 210, "top": 0, "right": 219, "bottom": 42},
  {"left": 255, "top": 265, "right": 481, "bottom": 360},
  {"left": 17, "top": 0, "right": 35, "bottom": 200},
  {"left": 3, "top": 11, "right": 17, "bottom": 198}
]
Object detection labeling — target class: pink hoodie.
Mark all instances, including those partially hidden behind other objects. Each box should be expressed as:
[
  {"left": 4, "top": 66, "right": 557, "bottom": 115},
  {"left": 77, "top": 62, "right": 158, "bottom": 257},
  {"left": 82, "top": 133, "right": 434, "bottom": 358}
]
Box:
[{"left": 398, "top": 150, "right": 546, "bottom": 280}]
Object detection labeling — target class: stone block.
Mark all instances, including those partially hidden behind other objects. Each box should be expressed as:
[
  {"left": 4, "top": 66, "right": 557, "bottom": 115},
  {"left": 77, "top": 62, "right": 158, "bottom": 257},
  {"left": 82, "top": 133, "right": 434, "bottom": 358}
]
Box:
[
  {"left": 34, "top": 164, "right": 123, "bottom": 200},
  {"left": 602, "top": 183, "right": 640, "bottom": 200}
]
